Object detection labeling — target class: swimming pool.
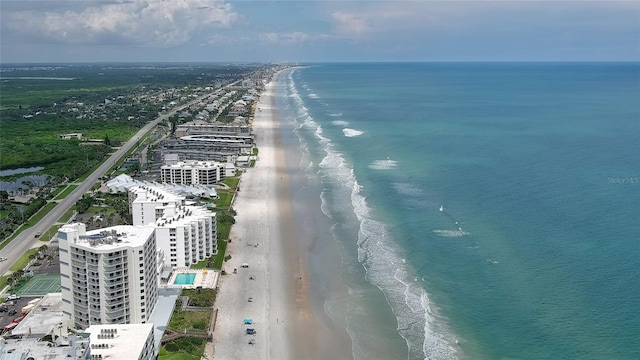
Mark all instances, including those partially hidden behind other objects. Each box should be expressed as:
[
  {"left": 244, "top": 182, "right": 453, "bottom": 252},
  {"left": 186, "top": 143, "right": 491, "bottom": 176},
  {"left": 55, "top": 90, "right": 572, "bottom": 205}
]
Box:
[{"left": 174, "top": 273, "right": 196, "bottom": 285}]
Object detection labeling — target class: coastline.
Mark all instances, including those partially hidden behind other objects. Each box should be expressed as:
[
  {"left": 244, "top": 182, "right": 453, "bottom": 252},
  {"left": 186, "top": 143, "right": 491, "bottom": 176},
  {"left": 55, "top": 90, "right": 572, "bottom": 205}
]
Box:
[{"left": 211, "top": 70, "right": 353, "bottom": 360}]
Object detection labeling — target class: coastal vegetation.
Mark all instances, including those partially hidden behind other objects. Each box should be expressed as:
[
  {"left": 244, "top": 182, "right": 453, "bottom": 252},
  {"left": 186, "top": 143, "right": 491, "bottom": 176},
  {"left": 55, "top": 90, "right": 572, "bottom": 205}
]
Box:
[
  {"left": 158, "top": 337, "right": 206, "bottom": 360},
  {"left": 159, "top": 288, "right": 216, "bottom": 359}
]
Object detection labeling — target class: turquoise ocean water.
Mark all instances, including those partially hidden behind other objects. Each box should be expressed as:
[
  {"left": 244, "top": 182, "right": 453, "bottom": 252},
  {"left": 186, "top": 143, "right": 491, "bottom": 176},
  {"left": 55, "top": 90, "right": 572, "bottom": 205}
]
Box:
[{"left": 274, "top": 63, "right": 640, "bottom": 360}]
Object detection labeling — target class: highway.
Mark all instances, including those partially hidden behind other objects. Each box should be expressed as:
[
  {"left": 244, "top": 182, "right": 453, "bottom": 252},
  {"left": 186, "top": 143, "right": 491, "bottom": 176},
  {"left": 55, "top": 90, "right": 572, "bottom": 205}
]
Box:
[{"left": 0, "top": 87, "right": 228, "bottom": 279}]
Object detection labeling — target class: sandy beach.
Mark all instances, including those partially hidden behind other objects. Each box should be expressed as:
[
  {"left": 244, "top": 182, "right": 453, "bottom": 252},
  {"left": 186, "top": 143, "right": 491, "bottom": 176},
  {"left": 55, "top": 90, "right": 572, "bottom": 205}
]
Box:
[{"left": 210, "top": 72, "right": 353, "bottom": 360}]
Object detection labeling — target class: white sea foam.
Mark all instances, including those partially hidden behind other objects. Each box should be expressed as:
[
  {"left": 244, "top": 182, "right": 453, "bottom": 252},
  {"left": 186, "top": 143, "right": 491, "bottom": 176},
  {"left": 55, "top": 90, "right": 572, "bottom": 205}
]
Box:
[
  {"left": 343, "top": 128, "right": 364, "bottom": 137},
  {"left": 392, "top": 183, "right": 424, "bottom": 196},
  {"left": 285, "top": 69, "right": 458, "bottom": 360},
  {"left": 433, "top": 229, "right": 468, "bottom": 237},
  {"left": 368, "top": 159, "right": 398, "bottom": 170},
  {"left": 352, "top": 182, "right": 459, "bottom": 360},
  {"left": 329, "top": 112, "right": 342, "bottom": 117},
  {"left": 309, "top": 93, "right": 319, "bottom": 98},
  {"left": 332, "top": 120, "right": 349, "bottom": 126}
]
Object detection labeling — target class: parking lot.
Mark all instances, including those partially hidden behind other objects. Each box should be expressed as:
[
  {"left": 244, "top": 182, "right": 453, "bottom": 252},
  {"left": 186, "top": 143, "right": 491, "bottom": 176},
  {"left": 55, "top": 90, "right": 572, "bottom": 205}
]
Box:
[{"left": 0, "top": 295, "right": 40, "bottom": 332}]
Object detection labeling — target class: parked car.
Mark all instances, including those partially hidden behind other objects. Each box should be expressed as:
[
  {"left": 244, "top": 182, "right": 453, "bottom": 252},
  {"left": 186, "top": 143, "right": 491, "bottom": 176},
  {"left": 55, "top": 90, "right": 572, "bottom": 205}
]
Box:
[
  {"left": 7, "top": 294, "right": 20, "bottom": 301},
  {"left": 8, "top": 309, "right": 17, "bottom": 316},
  {"left": 0, "top": 305, "right": 8, "bottom": 312}
]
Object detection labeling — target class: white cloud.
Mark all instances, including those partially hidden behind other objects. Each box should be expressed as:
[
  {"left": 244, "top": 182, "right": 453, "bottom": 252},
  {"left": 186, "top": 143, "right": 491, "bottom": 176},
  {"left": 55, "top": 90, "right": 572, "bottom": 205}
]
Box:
[
  {"left": 331, "top": 12, "right": 370, "bottom": 37},
  {"left": 5, "top": 0, "right": 238, "bottom": 46},
  {"left": 258, "top": 31, "right": 320, "bottom": 44}
]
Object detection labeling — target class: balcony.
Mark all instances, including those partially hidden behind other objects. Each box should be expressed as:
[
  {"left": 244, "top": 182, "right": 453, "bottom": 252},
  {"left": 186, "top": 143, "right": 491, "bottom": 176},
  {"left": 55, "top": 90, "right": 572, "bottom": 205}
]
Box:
[
  {"left": 71, "top": 258, "right": 87, "bottom": 267},
  {"left": 105, "top": 308, "right": 125, "bottom": 319},
  {"left": 103, "top": 262, "right": 124, "bottom": 272},
  {"left": 74, "top": 286, "right": 88, "bottom": 295},
  {"left": 105, "top": 297, "right": 127, "bottom": 306},
  {"left": 104, "top": 291, "right": 127, "bottom": 300},
  {"left": 104, "top": 278, "right": 127, "bottom": 287},
  {"left": 74, "top": 302, "right": 88, "bottom": 311}
]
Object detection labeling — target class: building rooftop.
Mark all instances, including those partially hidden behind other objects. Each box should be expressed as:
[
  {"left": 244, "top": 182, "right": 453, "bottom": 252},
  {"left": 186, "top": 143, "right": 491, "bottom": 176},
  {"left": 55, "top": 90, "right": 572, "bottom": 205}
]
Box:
[
  {"left": 161, "top": 160, "right": 224, "bottom": 169},
  {"left": 72, "top": 225, "right": 155, "bottom": 251},
  {"left": 12, "top": 293, "right": 67, "bottom": 338},
  {"left": 155, "top": 204, "right": 216, "bottom": 228},
  {"left": 84, "top": 323, "right": 154, "bottom": 360},
  {"left": 106, "top": 174, "right": 217, "bottom": 198}
]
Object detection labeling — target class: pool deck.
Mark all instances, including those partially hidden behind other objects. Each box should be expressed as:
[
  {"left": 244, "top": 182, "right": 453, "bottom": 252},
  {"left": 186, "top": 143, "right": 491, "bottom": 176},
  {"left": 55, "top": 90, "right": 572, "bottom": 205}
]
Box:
[{"left": 166, "top": 268, "right": 219, "bottom": 289}]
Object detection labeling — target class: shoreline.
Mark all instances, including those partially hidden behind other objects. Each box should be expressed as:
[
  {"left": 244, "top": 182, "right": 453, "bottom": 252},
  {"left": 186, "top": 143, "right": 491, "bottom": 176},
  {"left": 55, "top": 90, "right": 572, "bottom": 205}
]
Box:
[{"left": 211, "top": 70, "right": 353, "bottom": 360}]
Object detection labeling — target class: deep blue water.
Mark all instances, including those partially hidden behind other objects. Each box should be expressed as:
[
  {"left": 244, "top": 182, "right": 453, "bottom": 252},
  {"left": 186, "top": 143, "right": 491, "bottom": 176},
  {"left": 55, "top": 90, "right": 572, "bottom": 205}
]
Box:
[{"left": 275, "top": 63, "right": 640, "bottom": 360}]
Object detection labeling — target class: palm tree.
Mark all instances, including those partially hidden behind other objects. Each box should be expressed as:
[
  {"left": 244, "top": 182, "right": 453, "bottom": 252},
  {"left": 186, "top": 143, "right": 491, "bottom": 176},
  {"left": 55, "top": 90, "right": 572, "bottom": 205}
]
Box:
[
  {"left": 14, "top": 269, "right": 24, "bottom": 279},
  {"left": 39, "top": 244, "right": 48, "bottom": 254},
  {"left": 6, "top": 277, "right": 14, "bottom": 290}
]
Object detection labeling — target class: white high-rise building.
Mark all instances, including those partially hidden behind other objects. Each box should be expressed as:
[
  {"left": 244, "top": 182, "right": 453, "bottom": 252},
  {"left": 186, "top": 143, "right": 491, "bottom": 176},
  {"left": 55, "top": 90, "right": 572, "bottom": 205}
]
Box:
[
  {"left": 160, "top": 160, "right": 226, "bottom": 185},
  {"left": 129, "top": 186, "right": 217, "bottom": 268},
  {"left": 58, "top": 223, "right": 158, "bottom": 330}
]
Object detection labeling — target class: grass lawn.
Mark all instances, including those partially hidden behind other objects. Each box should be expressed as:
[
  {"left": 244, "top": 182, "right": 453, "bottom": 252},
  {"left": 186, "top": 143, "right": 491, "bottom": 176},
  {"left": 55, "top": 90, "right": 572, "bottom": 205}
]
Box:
[
  {"left": 53, "top": 185, "right": 78, "bottom": 200},
  {"left": 59, "top": 206, "right": 77, "bottom": 223},
  {"left": 25, "top": 202, "right": 57, "bottom": 226},
  {"left": 215, "top": 192, "right": 234, "bottom": 208},
  {"left": 158, "top": 337, "right": 206, "bottom": 360},
  {"left": 40, "top": 225, "right": 62, "bottom": 242},
  {"left": 222, "top": 176, "right": 240, "bottom": 189},
  {"left": 50, "top": 185, "right": 67, "bottom": 198},
  {"left": 212, "top": 240, "right": 227, "bottom": 269},
  {"left": 10, "top": 248, "right": 39, "bottom": 272}
]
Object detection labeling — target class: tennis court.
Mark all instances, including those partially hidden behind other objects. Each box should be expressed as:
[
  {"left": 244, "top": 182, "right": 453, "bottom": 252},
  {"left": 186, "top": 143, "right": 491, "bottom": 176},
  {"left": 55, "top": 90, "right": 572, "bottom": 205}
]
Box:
[{"left": 15, "top": 275, "right": 61, "bottom": 296}]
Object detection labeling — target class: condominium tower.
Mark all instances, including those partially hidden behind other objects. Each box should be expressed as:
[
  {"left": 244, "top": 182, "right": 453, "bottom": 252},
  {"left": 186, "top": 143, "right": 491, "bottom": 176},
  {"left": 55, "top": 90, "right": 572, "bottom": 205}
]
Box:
[
  {"left": 160, "top": 160, "right": 226, "bottom": 185},
  {"left": 129, "top": 186, "right": 217, "bottom": 268},
  {"left": 58, "top": 223, "right": 158, "bottom": 330}
]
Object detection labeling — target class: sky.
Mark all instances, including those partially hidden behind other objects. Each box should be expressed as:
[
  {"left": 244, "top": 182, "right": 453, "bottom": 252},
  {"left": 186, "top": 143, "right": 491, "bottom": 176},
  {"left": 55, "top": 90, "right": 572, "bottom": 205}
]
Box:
[{"left": 1, "top": 0, "right": 639, "bottom": 63}]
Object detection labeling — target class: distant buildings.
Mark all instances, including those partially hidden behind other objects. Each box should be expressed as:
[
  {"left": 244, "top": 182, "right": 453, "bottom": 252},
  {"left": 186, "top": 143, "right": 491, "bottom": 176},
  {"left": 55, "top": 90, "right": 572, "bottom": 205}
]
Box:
[
  {"left": 163, "top": 120, "right": 253, "bottom": 164},
  {"left": 57, "top": 223, "right": 159, "bottom": 329},
  {"left": 59, "top": 133, "right": 83, "bottom": 140},
  {"left": 161, "top": 160, "right": 226, "bottom": 186}
]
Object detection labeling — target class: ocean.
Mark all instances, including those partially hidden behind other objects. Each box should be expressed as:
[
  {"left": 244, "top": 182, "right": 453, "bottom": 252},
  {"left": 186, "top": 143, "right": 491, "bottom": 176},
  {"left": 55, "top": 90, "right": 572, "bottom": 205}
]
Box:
[{"left": 274, "top": 63, "right": 640, "bottom": 360}]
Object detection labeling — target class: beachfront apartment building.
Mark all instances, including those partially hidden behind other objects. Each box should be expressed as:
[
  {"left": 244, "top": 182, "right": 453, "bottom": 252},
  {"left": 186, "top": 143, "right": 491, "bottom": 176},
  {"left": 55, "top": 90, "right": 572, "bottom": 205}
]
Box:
[
  {"left": 161, "top": 136, "right": 253, "bottom": 164},
  {"left": 160, "top": 160, "right": 226, "bottom": 186},
  {"left": 174, "top": 120, "right": 251, "bottom": 138},
  {"left": 57, "top": 223, "right": 158, "bottom": 330},
  {"left": 129, "top": 186, "right": 217, "bottom": 268}
]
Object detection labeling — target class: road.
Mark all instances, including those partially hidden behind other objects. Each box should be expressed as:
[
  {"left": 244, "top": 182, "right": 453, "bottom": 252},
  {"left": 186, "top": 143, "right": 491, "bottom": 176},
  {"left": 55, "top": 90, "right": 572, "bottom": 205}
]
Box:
[{"left": 0, "top": 86, "right": 232, "bottom": 278}]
